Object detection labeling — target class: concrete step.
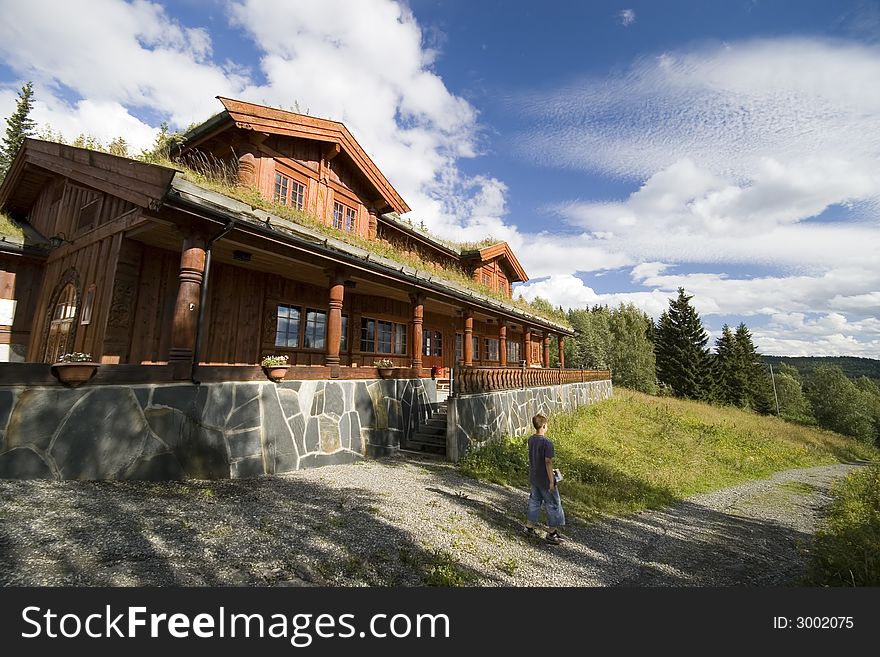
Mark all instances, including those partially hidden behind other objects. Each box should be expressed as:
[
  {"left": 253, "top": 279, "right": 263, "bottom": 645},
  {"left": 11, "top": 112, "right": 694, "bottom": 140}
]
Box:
[
  {"left": 410, "top": 431, "right": 446, "bottom": 445},
  {"left": 414, "top": 425, "right": 445, "bottom": 438},
  {"left": 407, "top": 439, "right": 445, "bottom": 455}
]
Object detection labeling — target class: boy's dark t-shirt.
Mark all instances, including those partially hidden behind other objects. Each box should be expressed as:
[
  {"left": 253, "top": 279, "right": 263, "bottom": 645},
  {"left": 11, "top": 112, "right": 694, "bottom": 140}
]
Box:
[{"left": 528, "top": 434, "right": 555, "bottom": 489}]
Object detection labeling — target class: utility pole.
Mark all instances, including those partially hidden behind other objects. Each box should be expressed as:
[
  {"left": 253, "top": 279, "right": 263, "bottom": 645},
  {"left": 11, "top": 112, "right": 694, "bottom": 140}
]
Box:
[{"left": 769, "top": 363, "right": 780, "bottom": 416}]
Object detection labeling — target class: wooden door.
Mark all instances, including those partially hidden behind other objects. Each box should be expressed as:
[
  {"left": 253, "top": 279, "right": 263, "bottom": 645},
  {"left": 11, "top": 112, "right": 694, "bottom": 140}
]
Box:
[
  {"left": 44, "top": 283, "right": 78, "bottom": 363},
  {"left": 422, "top": 327, "right": 445, "bottom": 372}
]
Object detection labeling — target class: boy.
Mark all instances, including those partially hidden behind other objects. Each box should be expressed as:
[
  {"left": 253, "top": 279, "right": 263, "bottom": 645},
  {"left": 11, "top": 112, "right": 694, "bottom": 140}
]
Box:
[{"left": 523, "top": 413, "right": 566, "bottom": 544}]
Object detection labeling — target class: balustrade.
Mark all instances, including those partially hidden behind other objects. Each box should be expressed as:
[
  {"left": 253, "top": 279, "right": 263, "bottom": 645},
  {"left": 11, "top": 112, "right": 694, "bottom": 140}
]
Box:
[{"left": 452, "top": 365, "right": 610, "bottom": 395}]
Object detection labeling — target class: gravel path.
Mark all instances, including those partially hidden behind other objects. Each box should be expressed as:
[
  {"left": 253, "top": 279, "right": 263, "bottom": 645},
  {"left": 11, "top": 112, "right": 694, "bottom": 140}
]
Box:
[{"left": 0, "top": 457, "right": 860, "bottom": 587}]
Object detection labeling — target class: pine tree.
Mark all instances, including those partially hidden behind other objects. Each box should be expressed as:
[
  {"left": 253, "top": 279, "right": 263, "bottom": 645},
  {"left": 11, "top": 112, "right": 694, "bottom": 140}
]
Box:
[
  {"left": 733, "top": 323, "right": 773, "bottom": 412},
  {"left": 713, "top": 324, "right": 739, "bottom": 405},
  {"left": 0, "top": 81, "right": 36, "bottom": 178},
  {"left": 654, "top": 288, "right": 713, "bottom": 400}
]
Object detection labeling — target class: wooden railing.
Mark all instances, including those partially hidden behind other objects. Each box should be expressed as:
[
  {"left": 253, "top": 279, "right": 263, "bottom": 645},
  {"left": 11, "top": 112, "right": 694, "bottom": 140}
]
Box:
[{"left": 452, "top": 365, "right": 611, "bottom": 396}]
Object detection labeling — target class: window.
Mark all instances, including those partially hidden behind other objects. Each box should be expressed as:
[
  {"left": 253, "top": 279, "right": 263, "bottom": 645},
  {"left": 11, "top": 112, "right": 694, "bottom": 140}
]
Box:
[
  {"left": 485, "top": 338, "right": 499, "bottom": 361},
  {"left": 340, "top": 314, "right": 348, "bottom": 352},
  {"left": 455, "top": 333, "right": 463, "bottom": 362},
  {"left": 507, "top": 340, "right": 521, "bottom": 364},
  {"left": 377, "top": 320, "right": 393, "bottom": 353},
  {"left": 274, "top": 173, "right": 305, "bottom": 209},
  {"left": 77, "top": 196, "right": 101, "bottom": 232},
  {"left": 472, "top": 335, "right": 480, "bottom": 360},
  {"left": 275, "top": 304, "right": 301, "bottom": 348},
  {"left": 80, "top": 284, "right": 96, "bottom": 325},
  {"left": 394, "top": 323, "right": 407, "bottom": 355},
  {"left": 361, "top": 317, "right": 407, "bottom": 354},
  {"left": 422, "top": 329, "right": 442, "bottom": 357},
  {"left": 333, "top": 201, "right": 356, "bottom": 232},
  {"left": 481, "top": 272, "right": 491, "bottom": 287},
  {"left": 304, "top": 309, "right": 327, "bottom": 350},
  {"left": 360, "top": 317, "right": 375, "bottom": 353}
]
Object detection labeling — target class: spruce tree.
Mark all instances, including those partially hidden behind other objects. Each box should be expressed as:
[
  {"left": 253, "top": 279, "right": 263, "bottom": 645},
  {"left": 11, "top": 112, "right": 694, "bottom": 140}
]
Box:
[
  {"left": 654, "top": 288, "right": 713, "bottom": 400},
  {"left": 733, "top": 323, "right": 773, "bottom": 412},
  {"left": 0, "top": 81, "right": 36, "bottom": 178},
  {"left": 713, "top": 324, "right": 739, "bottom": 405}
]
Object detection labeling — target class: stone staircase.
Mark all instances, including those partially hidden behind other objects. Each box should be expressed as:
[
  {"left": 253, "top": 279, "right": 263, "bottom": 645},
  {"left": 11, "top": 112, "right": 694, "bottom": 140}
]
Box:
[{"left": 406, "top": 401, "right": 447, "bottom": 455}]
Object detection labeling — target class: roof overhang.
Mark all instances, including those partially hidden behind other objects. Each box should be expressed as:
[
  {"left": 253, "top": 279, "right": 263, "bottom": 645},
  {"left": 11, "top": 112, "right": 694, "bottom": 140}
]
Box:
[{"left": 165, "top": 177, "right": 570, "bottom": 335}]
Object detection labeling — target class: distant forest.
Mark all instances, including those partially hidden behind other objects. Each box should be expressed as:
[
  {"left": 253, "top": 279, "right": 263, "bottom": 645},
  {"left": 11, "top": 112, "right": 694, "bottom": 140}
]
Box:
[{"left": 762, "top": 356, "right": 880, "bottom": 381}]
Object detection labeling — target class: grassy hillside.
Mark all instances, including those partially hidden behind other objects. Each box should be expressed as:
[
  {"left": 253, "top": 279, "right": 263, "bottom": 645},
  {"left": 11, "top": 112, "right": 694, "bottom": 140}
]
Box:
[
  {"left": 460, "top": 389, "right": 878, "bottom": 521},
  {"left": 763, "top": 355, "right": 880, "bottom": 381},
  {"left": 805, "top": 464, "right": 880, "bottom": 586}
]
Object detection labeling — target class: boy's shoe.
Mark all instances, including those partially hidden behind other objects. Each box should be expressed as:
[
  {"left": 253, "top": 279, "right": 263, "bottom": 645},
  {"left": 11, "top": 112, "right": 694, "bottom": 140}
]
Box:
[
  {"left": 545, "top": 531, "right": 563, "bottom": 545},
  {"left": 523, "top": 526, "right": 538, "bottom": 538}
]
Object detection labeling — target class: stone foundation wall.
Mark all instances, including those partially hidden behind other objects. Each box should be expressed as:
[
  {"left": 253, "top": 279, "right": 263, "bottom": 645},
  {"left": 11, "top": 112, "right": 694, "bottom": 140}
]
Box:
[
  {"left": 0, "top": 378, "right": 436, "bottom": 480},
  {"left": 446, "top": 379, "right": 612, "bottom": 461}
]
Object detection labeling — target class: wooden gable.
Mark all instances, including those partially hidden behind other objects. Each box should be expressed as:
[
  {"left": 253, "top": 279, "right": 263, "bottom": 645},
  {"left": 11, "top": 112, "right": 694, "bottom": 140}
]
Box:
[{"left": 180, "top": 97, "right": 410, "bottom": 216}]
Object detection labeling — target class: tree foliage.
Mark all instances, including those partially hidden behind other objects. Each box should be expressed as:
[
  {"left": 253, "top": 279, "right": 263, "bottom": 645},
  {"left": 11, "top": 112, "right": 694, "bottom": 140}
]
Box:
[
  {"left": 0, "top": 81, "right": 36, "bottom": 178},
  {"left": 805, "top": 366, "right": 876, "bottom": 444},
  {"left": 654, "top": 288, "right": 713, "bottom": 400}
]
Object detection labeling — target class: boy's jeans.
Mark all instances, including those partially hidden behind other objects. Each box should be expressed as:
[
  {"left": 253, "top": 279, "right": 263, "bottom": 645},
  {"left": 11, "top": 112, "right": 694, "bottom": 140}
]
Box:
[{"left": 527, "top": 484, "right": 566, "bottom": 528}]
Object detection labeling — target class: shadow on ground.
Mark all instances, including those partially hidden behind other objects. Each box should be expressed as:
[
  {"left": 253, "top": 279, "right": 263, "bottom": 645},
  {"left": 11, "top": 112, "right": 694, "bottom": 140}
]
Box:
[
  {"left": 0, "top": 455, "right": 824, "bottom": 587},
  {"left": 0, "top": 474, "right": 485, "bottom": 587}
]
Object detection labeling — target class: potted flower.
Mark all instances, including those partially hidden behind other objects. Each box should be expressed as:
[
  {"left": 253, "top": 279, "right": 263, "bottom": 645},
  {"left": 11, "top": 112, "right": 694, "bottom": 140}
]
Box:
[
  {"left": 261, "top": 354, "right": 290, "bottom": 382},
  {"left": 52, "top": 352, "right": 99, "bottom": 387},
  {"left": 374, "top": 358, "right": 395, "bottom": 379}
]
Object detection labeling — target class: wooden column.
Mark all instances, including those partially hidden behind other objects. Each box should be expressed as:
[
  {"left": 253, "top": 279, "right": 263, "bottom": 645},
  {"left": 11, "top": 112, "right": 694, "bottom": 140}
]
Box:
[
  {"left": 368, "top": 208, "right": 379, "bottom": 240},
  {"left": 523, "top": 328, "right": 531, "bottom": 367},
  {"left": 325, "top": 268, "right": 346, "bottom": 369},
  {"left": 543, "top": 332, "right": 551, "bottom": 369},
  {"left": 463, "top": 309, "right": 473, "bottom": 366},
  {"left": 168, "top": 230, "right": 207, "bottom": 367},
  {"left": 499, "top": 322, "right": 507, "bottom": 367},
  {"left": 410, "top": 293, "right": 425, "bottom": 370},
  {"left": 238, "top": 152, "right": 258, "bottom": 187},
  {"left": 558, "top": 335, "right": 565, "bottom": 368}
]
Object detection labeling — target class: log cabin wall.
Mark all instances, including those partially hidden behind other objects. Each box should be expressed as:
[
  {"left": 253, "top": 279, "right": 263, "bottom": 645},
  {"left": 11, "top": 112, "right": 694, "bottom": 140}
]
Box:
[
  {"left": 26, "top": 231, "right": 124, "bottom": 363},
  {"left": 27, "top": 176, "right": 137, "bottom": 240},
  {"left": 127, "top": 244, "right": 179, "bottom": 364},
  {"left": 0, "top": 255, "right": 44, "bottom": 361},
  {"left": 190, "top": 131, "right": 376, "bottom": 241},
  {"left": 473, "top": 258, "right": 512, "bottom": 298}
]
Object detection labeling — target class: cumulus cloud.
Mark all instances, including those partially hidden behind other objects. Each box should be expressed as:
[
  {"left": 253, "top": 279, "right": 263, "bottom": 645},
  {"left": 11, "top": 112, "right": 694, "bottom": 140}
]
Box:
[
  {"left": 0, "top": 0, "right": 247, "bottom": 147},
  {"left": 618, "top": 9, "right": 636, "bottom": 27}
]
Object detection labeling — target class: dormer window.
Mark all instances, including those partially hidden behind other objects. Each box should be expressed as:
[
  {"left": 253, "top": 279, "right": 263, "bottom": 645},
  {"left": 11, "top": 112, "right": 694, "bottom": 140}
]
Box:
[
  {"left": 333, "top": 201, "right": 356, "bottom": 232},
  {"left": 274, "top": 172, "right": 305, "bottom": 210}
]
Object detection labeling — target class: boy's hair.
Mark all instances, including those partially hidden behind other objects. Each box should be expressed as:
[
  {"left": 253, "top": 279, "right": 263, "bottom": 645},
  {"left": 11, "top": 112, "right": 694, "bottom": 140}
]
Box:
[{"left": 532, "top": 414, "right": 547, "bottom": 430}]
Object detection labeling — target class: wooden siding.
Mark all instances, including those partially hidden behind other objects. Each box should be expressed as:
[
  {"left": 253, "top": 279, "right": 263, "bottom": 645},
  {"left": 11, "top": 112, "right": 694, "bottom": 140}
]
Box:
[
  {"left": 0, "top": 255, "right": 44, "bottom": 359},
  {"left": 26, "top": 231, "right": 125, "bottom": 363},
  {"left": 26, "top": 177, "right": 137, "bottom": 242}
]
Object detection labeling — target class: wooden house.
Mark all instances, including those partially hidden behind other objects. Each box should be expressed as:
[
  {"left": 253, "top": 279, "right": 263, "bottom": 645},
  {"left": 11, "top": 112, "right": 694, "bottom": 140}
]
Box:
[{"left": 0, "top": 97, "right": 572, "bottom": 379}]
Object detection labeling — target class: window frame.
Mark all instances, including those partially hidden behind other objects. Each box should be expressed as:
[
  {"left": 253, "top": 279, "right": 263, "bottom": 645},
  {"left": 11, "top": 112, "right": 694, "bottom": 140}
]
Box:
[
  {"left": 303, "top": 308, "right": 327, "bottom": 351},
  {"left": 274, "top": 303, "right": 302, "bottom": 349},
  {"left": 484, "top": 337, "right": 500, "bottom": 361},
  {"left": 273, "top": 171, "right": 306, "bottom": 210},
  {"left": 333, "top": 200, "right": 357, "bottom": 232},
  {"left": 360, "top": 316, "right": 408, "bottom": 355}
]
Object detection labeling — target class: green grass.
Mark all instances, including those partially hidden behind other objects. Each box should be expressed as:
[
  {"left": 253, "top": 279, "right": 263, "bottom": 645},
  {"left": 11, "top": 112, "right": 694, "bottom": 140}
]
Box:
[
  {"left": 805, "top": 464, "right": 880, "bottom": 586},
  {"left": 0, "top": 211, "right": 25, "bottom": 240},
  {"left": 460, "top": 389, "right": 879, "bottom": 521}
]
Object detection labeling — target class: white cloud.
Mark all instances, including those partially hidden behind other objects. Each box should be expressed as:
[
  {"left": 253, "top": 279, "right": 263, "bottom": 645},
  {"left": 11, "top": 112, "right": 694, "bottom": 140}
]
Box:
[
  {"left": 0, "top": 0, "right": 248, "bottom": 148},
  {"left": 512, "top": 37, "right": 880, "bottom": 357},
  {"left": 618, "top": 9, "right": 636, "bottom": 27}
]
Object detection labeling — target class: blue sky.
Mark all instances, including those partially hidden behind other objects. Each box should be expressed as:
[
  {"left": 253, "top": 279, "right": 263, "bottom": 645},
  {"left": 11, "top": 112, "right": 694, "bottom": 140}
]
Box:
[{"left": 1, "top": 0, "right": 878, "bottom": 357}]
